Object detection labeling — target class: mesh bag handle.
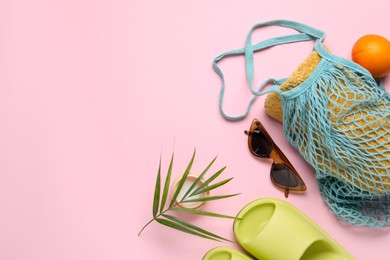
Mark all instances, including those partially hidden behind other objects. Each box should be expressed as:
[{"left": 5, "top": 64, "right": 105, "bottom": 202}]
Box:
[{"left": 213, "top": 20, "right": 325, "bottom": 120}]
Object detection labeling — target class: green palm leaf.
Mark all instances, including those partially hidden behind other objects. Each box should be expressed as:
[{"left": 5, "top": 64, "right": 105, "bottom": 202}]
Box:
[
  {"left": 162, "top": 214, "right": 232, "bottom": 242},
  {"left": 169, "top": 149, "right": 196, "bottom": 207},
  {"left": 192, "top": 177, "right": 234, "bottom": 196},
  {"left": 182, "top": 193, "right": 240, "bottom": 203},
  {"left": 139, "top": 148, "right": 240, "bottom": 243},
  {"left": 181, "top": 155, "right": 217, "bottom": 200},
  {"left": 171, "top": 208, "right": 239, "bottom": 220},
  {"left": 160, "top": 152, "right": 174, "bottom": 213},
  {"left": 193, "top": 166, "right": 226, "bottom": 194},
  {"left": 156, "top": 218, "right": 218, "bottom": 241},
  {"left": 152, "top": 155, "right": 162, "bottom": 217}
]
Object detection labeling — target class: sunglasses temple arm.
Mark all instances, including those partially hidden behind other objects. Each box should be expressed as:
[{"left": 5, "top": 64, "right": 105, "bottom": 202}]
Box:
[{"left": 284, "top": 188, "right": 289, "bottom": 198}]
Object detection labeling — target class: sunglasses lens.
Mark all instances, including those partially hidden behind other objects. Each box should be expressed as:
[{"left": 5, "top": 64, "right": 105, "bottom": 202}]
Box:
[
  {"left": 251, "top": 129, "right": 272, "bottom": 157},
  {"left": 271, "top": 164, "right": 299, "bottom": 187}
]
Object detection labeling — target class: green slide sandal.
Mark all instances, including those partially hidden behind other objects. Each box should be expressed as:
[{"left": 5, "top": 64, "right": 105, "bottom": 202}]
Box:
[
  {"left": 203, "top": 246, "right": 255, "bottom": 260},
  {"left": 233, "top": 198, "right": 354, "bottom": 260}
]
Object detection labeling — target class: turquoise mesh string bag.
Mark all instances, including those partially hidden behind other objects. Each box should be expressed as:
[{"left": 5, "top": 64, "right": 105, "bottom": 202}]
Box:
[{"left": 213, "top": 20, "right": 390, "bottom": 228}]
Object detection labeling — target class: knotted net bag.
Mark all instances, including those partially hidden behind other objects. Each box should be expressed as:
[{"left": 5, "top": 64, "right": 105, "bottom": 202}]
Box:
[
  {"left": 214, "top": 20, "right": 390, "bottom": 227},
  {"left": 267, "top": 51, "right": 390, "bottom": 227}
]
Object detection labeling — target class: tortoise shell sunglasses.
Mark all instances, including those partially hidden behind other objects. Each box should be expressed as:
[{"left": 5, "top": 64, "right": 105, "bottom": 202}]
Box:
[{"left": 245, "top": 119, "right": 306, "bottom": 197}]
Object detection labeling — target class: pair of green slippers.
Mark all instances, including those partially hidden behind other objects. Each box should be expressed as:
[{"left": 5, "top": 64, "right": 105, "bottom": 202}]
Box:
[{"left": 203, "top": 198, "right": 354, "bottom": 260}]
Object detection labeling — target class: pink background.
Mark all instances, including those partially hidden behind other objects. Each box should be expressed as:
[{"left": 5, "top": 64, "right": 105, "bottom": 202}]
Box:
[{"left": 1, "top": 0, "right": 389, "bottom": 259}]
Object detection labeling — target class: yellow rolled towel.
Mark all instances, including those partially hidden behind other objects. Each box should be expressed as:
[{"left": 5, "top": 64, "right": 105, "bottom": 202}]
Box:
[{"left": 264, "top": 51, "right": 322, "bottom": 122}]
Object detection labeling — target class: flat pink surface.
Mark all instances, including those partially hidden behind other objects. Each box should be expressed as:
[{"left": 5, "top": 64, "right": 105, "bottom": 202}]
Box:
[{"left": 1, "top": 0, "right": 389, "bottom": 259}]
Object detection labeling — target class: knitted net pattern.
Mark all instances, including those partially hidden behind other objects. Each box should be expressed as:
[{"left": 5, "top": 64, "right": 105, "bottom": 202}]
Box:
[{"left": 282, "top": 59, "right": 390, "bottom": 227}]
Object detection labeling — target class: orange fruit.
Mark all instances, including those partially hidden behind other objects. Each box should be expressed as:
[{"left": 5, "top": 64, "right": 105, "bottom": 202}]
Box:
[{"left": 351, "top": 34, "right": 390, "bottom": 78}]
